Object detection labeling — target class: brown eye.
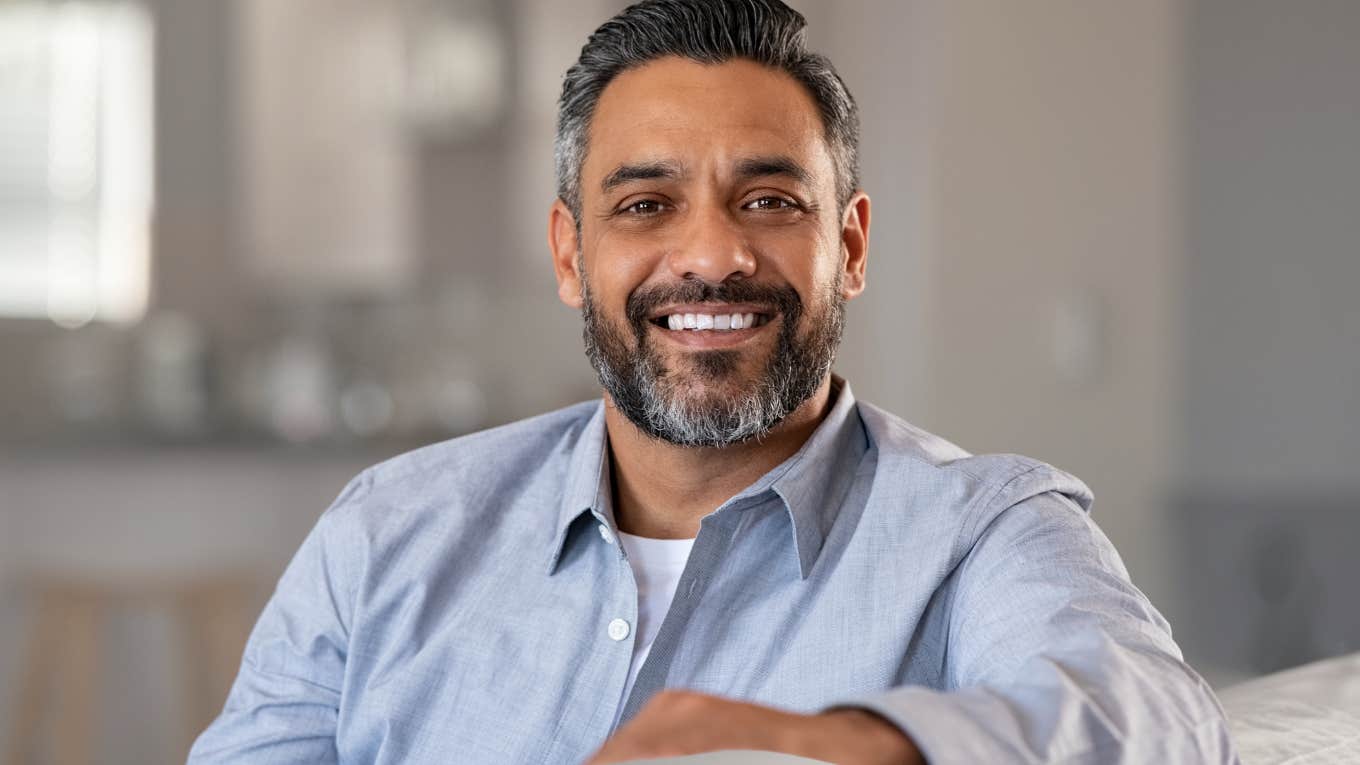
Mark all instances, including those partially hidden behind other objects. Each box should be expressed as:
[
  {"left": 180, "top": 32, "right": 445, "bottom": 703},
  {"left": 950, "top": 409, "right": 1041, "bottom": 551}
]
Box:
[
  {"left": 746, "top": 196, "right": 796, "bottom": 211},
  {"left": 625, "top": 199, "right": 664, "bottom": 215}
]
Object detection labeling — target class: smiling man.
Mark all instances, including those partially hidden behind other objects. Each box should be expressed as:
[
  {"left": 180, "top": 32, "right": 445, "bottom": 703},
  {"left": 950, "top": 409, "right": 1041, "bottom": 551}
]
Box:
[{"left": 190, "top": 2, "right": 1237, "bottom": 763}]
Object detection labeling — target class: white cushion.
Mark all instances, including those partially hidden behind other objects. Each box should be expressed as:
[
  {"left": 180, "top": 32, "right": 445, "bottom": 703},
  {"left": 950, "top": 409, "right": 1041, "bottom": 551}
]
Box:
[{"left": 1220, "top": 652, "right": 1360, "bottom": 764}]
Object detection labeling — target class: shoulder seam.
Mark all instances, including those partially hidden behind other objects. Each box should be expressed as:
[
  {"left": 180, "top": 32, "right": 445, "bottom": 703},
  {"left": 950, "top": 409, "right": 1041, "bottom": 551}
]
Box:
[{"left": 953, "top": 462, "right": 1048, "bottom": 559}]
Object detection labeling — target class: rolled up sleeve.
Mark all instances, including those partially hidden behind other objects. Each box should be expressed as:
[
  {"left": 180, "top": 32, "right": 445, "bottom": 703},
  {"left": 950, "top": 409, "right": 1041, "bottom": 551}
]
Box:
[
  {"left": 188, "top": 473, "right": 369, "bottom": 764},
  {"left": 831, "top": 488, "right": 1238, "bottom": 763}
]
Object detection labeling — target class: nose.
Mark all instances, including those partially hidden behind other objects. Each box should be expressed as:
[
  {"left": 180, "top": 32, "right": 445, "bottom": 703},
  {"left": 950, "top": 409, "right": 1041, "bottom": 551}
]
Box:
[{"left": 666, "top": 204, "right": 757, "bottom": 284}]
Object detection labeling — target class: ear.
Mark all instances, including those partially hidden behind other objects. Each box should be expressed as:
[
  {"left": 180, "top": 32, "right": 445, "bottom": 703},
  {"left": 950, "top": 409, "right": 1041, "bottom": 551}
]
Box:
[
  {"left": 548, "top": 197, "right": 584, "bottom": 309},
  {"left": 839, "top": 191, "right": 871, "bottom": 300}
]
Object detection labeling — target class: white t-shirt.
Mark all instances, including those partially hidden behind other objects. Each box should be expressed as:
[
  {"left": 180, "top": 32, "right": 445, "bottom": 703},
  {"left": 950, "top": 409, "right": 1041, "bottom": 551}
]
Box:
[{"left": 612, "top": 530, "right": 696, "bottom": 728}]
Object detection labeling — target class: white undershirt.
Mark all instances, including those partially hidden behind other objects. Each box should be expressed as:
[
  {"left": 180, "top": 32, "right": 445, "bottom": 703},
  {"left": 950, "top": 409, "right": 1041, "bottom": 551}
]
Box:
[{"left": 612, "top": 531, "right": 696, "bottom": 728}]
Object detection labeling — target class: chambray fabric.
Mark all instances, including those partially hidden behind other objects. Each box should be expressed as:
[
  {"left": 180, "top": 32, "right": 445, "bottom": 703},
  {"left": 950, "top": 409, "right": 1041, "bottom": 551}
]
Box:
[{"left": 189, "top": 380, "right": 1237, "bottom": 764}]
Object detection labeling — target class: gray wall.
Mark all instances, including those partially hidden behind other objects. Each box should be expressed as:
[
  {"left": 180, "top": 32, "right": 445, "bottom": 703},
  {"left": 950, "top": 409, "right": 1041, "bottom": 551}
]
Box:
[
  {"left": 1184, "top": 0, "right": 1360, "bottom": 492},
  {"left": 1175, "top": 0, "right": 1360, "bottom": 678}
]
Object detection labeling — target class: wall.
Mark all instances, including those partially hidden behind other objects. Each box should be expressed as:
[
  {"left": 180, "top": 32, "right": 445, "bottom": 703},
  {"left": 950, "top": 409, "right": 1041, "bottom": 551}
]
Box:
[
  {"left": 1176, "top": 0, "right": 1360, "bottom": 677},
  {"left": 905, "top": 0, "right": 1187, "bottom": 622},
  {"left": 1184, "top": 0, "right": 1360, "bottom": 492}
]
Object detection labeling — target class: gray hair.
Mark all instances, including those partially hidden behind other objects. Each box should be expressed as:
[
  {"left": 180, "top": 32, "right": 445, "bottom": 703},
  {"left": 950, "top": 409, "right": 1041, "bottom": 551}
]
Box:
[{"left": 554, "top": 0, "right": 860, "bottom": 221}]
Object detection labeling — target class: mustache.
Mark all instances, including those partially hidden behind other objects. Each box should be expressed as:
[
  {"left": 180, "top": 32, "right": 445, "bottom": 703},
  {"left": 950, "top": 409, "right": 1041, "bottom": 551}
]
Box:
[{"left": 624, "top": 280, "right": 803, "bottom": 328}]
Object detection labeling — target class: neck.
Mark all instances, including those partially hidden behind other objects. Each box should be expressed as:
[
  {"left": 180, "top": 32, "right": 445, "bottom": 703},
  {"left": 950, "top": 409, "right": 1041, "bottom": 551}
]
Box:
[{"left": 604, "top": 376, "right": 834, "bottom": 539}]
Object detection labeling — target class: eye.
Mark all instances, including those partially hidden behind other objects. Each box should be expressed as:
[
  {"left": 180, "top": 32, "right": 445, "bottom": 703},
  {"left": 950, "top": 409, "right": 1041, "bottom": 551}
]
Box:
[
  {"left": 744, "top": 196, "right": 799, "bottom": 211},
  {"left": 622, "top": 199, "right": 665, "bottom": 215}
]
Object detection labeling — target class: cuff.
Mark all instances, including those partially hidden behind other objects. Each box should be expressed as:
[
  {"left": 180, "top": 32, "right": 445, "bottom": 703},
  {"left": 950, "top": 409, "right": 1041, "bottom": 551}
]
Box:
[{"left": 824, "top": 685, "right": 1035, "bottom": 764}]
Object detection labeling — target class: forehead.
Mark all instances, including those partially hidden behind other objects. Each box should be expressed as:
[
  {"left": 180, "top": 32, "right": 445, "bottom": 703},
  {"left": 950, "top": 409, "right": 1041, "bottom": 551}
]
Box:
[{"left": 583, "top": 57, "right": 833, "bottom": 193}]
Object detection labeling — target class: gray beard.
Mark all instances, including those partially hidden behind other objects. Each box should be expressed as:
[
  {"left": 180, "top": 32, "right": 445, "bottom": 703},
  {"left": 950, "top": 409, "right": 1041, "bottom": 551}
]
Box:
[{"left": 580, "top": 273, "right": 845, "bottom": 448}]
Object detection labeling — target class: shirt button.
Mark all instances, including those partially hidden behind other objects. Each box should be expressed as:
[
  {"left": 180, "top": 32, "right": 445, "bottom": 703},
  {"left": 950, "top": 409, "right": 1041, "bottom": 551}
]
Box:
[
  {"left": 607, "top": 618, "right": 631, "bottom": 641},
  {"left": 598, "top": 524, "right": 615, "bottom": 545}
]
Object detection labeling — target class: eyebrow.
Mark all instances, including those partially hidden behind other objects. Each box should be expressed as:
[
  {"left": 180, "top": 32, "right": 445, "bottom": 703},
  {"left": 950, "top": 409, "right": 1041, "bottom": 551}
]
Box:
[
  {"left": 600, "top": 161, "right": 684, "bottom": 195},
  {"left": 734, "top": 155, "right": 813, "bottom": 187},
  {"left": 599, "top": 155, "right": 815, "bottom": 196}
]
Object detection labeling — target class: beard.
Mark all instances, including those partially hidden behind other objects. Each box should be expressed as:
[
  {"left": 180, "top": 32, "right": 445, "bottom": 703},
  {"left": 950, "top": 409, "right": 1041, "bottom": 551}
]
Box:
[{"left": 581, "top": 268, "right": 845, "bottom": 448}]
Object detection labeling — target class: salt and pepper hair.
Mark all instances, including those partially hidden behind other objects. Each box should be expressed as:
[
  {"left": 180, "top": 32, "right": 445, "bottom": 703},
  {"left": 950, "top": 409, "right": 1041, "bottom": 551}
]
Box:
[{"left": 554, "top": 0, "right": 861, "bottom": 220}]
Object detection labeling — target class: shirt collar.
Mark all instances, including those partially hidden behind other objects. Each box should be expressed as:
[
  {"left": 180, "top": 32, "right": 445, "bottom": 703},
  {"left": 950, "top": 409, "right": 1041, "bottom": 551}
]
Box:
[
  {"left": 546, "top": 400, "right": 612, "bottom": 575},
  {"left": 546, "top": 375, "right": 869, "bottom": 579},
  {"left": 729, "top": 375, "right": 868, "bottom": 579}
]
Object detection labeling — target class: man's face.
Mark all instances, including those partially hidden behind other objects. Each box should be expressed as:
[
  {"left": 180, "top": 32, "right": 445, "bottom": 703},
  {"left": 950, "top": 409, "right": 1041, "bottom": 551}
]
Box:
[{"left": 552, "top": 57, "right": 867, "bottom": 446}]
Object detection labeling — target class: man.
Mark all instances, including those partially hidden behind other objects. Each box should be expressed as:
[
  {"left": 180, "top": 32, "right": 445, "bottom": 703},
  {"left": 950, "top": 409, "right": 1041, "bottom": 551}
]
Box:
[{"left": 191, "top": 1, "right": 1236, "bottom": 763}]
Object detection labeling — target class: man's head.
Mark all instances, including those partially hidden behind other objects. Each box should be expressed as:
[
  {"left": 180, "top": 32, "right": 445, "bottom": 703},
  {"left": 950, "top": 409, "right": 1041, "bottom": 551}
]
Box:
[
  {"left": 554, "top": 0, "right": 861, "bottom": 222},
  {"left": 548, "top": 0, "right": 871, "bottom": 448}
]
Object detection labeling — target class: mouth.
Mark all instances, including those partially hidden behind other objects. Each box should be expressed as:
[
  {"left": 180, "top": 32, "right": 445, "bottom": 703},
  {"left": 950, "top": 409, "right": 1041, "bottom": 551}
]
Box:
[
  {"left": 644, "top": 304, "right": 777, "bottom": 350},
  {"left": 646, "top": 306, "right": 775, "bottom": 333}
]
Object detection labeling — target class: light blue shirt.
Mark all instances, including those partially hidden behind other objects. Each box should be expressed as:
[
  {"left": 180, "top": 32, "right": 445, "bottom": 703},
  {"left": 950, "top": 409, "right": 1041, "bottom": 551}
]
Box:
[{"left": 190, "top": 379, "right": 1237, "bottom": 763}]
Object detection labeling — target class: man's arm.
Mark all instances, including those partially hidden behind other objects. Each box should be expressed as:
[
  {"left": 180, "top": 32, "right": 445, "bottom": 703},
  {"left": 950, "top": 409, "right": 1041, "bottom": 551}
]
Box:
[
  {"left": 187, "top": 474, "right": 368, "bottom": 764},
  {"left": 586, "top": 690, "right": 923, "bottom": 765},
  {"left": 831, "top": 487, "right": 1238, "bottom": 763},
  {"left": 591, "top": 475, "right": 1236, "bottom": 764}
]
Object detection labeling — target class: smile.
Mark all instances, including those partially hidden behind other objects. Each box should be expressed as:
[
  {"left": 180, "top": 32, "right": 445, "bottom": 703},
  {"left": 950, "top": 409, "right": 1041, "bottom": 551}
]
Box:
[{"left": 647, "top": 304, "right": 775, "bottom": 333}]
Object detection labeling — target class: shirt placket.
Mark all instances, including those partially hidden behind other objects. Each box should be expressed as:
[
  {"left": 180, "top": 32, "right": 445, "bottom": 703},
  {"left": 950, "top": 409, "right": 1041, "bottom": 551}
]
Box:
[
  {"left": 613, "top": 506, "right": 744, "bottom": 725},
  {"left": 537, "top": 510, "right": 640, "bottom": 764}
]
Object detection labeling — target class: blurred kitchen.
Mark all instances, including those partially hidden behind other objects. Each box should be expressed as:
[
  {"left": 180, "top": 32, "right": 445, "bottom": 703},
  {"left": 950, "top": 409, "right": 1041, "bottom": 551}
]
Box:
[{"left": 1, "top": 0, "right": 1357, "bottom": 762}]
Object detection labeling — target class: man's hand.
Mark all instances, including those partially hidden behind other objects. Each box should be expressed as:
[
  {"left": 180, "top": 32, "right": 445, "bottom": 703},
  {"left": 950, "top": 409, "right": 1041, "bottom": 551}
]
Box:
[{"left": 584, "top": 690, "right": 923, "bottom": 765}]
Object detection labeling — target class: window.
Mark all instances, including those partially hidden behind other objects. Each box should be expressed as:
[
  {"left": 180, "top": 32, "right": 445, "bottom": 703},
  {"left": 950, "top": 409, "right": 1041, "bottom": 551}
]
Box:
[{"left": 0, "top": 1, "right": 153, "bottom": 327}]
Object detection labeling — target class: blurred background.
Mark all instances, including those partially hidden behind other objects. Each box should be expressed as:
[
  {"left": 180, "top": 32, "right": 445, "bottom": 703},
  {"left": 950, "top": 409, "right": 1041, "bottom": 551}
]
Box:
[{"left": 0, "top": 0, "right": 1356, "bottom": 762}]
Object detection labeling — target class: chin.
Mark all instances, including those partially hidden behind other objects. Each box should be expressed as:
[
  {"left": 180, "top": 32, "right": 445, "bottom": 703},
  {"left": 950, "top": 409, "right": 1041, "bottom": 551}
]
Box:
[{"left": 664, "top": 349, "right": 767, "bottom": 389}]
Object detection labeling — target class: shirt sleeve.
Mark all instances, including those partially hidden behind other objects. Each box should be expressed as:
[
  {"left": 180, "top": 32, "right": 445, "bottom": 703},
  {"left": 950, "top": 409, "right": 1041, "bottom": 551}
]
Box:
[
  {"left": 828, "top": 479, "right": 1239, "bottom": 764},
  {"left": 187, "top": 472, "right": 369, "bottom": 764}
]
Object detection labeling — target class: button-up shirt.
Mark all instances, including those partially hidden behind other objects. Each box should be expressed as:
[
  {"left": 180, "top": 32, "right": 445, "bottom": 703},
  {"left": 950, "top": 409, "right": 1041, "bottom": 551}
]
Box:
[{"left": 189, "top": 380, "right": 1237, "bottom": 763}]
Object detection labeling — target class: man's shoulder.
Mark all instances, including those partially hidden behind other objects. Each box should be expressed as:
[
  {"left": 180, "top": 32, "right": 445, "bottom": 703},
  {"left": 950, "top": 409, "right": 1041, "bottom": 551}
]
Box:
[
  {"left": 854, "top": 399, "right": 1094, "bottom": 517},
  {"left": 323, "top": 399, "right": 601, "bottom": 525},
  {"left": 369, "top": 399, "right": 600, "bottom": 483}
]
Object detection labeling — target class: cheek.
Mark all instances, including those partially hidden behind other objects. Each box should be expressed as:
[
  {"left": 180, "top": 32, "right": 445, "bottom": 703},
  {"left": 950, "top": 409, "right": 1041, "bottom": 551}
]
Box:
[
  {"left": 753, "top": 234, "right": 838, "bottom": 300},
  {"left": 807, "top": 227, "right": 849, "bottom": 293},
  {"left": 587, "top": 236, "right": 667, "bottom": 303}
]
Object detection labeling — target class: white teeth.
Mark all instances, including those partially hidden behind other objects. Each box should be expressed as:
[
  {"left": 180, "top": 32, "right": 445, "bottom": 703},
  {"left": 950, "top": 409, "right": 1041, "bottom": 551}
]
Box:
[{"left": 662, "top": 311, "right": 763, "bottom": 331}]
